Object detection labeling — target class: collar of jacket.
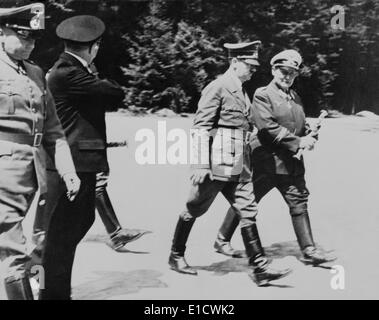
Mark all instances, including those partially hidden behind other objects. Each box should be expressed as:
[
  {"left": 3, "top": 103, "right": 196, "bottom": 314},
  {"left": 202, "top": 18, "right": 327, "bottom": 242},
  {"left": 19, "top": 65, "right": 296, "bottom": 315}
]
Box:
[
  {"left": 267, "top": 80, "right": 296, "bottom": 101},
  {"left": 60, "top": 52, "right": 91, "bottom": 73},
  {"left": 0, "top": 49, "right": 21, "bottom": 72},
  {"left": 64, "top": 51, "right": 90, "bottom": 69},
  {"left": 221, "top": 69, "right": 247, "bottom": 109}
]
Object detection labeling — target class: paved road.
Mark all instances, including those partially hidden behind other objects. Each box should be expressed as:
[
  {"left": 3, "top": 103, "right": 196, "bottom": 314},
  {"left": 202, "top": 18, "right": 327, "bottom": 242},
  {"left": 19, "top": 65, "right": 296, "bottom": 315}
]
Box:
[{"left": 1, "top": 114, "right": 379, "bottom": 299}]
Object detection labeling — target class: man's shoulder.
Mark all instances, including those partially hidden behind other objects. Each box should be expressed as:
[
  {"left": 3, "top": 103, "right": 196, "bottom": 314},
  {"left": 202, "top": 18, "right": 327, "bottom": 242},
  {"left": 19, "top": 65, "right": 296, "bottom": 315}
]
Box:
[
  {"left": 254, "top": 85, "right": 270, "bottom": 98},
  {"left": 202, "top": 73, "right": 230, "bottom": 94},
  {"left": 48, "top": 57, "right": 80, "bottom": 81}
]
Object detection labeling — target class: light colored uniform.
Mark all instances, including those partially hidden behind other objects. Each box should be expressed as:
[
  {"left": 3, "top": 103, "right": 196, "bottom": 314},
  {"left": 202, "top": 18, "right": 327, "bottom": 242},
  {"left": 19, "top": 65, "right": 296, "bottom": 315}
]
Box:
[
  {"left": 0, "top": 50, "right": 75, "bottom": 280},
  {"left": 183, "top": 69, "right": 258, "bottom": 228}
]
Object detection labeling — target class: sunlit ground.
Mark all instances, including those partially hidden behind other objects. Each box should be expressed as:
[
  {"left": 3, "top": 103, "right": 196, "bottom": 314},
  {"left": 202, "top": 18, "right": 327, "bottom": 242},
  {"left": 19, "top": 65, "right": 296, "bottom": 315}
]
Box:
[{"left": 1, "top": 113, "right": 379, "bottom": 299}]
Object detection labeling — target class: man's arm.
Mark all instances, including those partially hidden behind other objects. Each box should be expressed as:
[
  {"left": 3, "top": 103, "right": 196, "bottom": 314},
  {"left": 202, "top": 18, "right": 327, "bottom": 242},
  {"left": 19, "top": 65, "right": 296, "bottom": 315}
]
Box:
[
  {"left": 51, "top": 66, "right": 125, "bottom": 109},
  {"left": 42, "top": 88, "right": 80, "bottom": 199},
  {"left": 252, "top": 90, "right": 302, "bottom": 153},
  {"left": 190, "top": 80, "right": 222, "bottom": 183}
]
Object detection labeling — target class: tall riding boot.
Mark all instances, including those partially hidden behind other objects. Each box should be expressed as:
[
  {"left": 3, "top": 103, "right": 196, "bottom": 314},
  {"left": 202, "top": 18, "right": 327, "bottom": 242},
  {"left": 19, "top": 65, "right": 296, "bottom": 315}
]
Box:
[
  {"left": 5, "top": 276, "right": 34, "bottom": 300},
  {"left": 169, "top": 215, "right": 197, "bottom": 275},
  {"left": 214, "top": 207, "right": 246, "bottom": 258},
  {"left": 241, "top": 224, "right": 292, "bottom": 286},
  {"left": 291, "top": 213, "right": 336, "bottom": 265},
  {"left": 96, "top": 189, "right": 149, "bottom": 250}
]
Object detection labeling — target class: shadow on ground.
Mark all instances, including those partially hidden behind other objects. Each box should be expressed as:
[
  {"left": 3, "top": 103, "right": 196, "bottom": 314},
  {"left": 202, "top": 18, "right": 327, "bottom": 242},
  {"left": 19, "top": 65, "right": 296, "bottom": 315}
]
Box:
[
  {"left": 195, "top": 241, "right": 334, "bottom": 276},
  {"left": 195, "top": 241, "right": 303, "bottom": 276},
  {"left": 73, "top": 269, "right": 167, "bottom": 300}
]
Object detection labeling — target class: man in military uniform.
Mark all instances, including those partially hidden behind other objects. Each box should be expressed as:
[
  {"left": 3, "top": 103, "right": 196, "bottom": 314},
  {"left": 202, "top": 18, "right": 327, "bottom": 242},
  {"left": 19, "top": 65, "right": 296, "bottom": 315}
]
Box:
[
  {"left": 168, "top": 41, "right": 292, "bottom": 286},
  {"left": 214, "top": 50, "right": 336, "bottom": 265},
  {"left": 0, "top": 1, "right": 80, "bottom": 300},
  {"left": 38, "top": 15, "right": 127, "bottom": 300}
]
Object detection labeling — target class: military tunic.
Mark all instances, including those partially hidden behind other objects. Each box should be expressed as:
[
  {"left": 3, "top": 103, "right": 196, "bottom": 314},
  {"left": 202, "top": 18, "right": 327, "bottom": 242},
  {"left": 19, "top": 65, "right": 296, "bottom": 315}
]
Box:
[
  {"left": 0, "top": 50, "right": 75, "bottom": 280},
  {"left": 182, "top": 69, "right": 258, "bottom": 229}
]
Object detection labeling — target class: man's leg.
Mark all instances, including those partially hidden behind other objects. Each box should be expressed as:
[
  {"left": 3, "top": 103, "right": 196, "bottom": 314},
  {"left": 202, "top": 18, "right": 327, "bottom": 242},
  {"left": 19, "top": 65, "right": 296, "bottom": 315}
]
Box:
[
  {"left": 277, "top": 174, "right": 336, "bottom": 265},
  {"left": 214, "top": 173, "right": 274, "bottom": 258},
  {"left": 0, "top": 190, "right": 36, "bottom": 300},
  {"left": 222, "top": 181, "right": 291, "bottom": 286},
  {"left": 39, "top": 172, "right": 96, "bottom": 300},
  {"left": 30, "top": 173, "right": 63, "bottom": 269},
  {"left": 169, "top": 178, "right": 225, "bottom": 275},
  {"left": 95, "top": 171, "right": 149, "bottom": 251}
]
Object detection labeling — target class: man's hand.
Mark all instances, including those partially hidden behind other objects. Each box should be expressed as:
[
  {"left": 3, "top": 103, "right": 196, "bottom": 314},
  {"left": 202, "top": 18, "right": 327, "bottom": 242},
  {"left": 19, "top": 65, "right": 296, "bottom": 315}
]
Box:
[
  {"left": 190, "top": 168, "right": 213, "bottom": 185},
  {"left": 299, "top": 135, "right": 317, "bottom": 151},
  {"left": 62, "top": 173, "right": 81, "bottom": 201}
]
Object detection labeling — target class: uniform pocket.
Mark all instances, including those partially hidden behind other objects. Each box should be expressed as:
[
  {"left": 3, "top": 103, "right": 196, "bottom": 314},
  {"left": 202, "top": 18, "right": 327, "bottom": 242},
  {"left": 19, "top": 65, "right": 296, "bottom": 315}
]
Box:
[{"left": 0, "top": 81, "right": 15, "bottom": 114}]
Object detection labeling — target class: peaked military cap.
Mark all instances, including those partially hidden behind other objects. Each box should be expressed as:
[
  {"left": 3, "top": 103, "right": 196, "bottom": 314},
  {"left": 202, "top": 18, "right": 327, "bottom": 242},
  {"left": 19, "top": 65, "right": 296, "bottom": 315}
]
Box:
[
  {"left": 270, "top": 49, "right": 302, "bottom": 70},
  {"left": 56, "top": 15, "right": 105, "bottom": 43},
  {"left": 224, "top": 40, "right": 261, "bottom": 65},
  {"left": 0, "top": 1, "right": 45, "bottom": 30}
]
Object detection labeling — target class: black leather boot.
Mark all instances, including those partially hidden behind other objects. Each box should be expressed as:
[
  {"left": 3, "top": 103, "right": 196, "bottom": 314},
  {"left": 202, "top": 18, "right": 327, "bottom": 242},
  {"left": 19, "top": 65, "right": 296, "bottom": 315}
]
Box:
[
  {"left": 241, "top": 224, "right": 292, "bottom": 286},
  {"left": 5, "top": 276, "right": 34, "bottom": 300},
  {"left": 96, "top": 189, "right": 149, "bottom": 250},
  {"left": 291, "top": 213, "right": 315, "bottom": 250},
  {"left": 291, "top": 213, "right": 336, "bottom": 265},
  {"left": 214, "top": 208, "right": 246, "bottom": 258},
  {"left": 168, "top": 215, "right": 197, "bottom": 275}
]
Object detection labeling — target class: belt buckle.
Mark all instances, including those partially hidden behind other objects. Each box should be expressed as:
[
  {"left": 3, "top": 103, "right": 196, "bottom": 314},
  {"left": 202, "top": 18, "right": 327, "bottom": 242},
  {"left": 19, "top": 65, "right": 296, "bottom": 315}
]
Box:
[{"left": 33, "top": 133, "right": 43, "bottom": 147}]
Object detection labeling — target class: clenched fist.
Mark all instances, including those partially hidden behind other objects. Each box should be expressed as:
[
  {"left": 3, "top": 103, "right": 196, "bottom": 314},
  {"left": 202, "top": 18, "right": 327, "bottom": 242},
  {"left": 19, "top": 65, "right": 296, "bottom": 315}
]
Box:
[
  {"left": 190, "top": 169, "right": 213, "bottom": 185},
  {"left": 299, "top": 135, "right": 317, "bottom": 151}
]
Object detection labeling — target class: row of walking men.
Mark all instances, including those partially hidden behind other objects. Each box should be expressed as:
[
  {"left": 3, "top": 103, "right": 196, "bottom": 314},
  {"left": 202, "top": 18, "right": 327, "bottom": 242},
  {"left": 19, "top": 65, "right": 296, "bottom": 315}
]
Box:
[{"left": 0, "top": 1, "right": 335, "bottom": 300}]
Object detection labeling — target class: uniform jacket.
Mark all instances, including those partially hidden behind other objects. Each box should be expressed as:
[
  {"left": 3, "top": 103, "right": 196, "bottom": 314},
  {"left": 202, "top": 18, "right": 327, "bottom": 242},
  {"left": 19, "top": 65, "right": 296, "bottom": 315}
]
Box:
[
  {"left": 191, "top": 69, "right": 256, "bottom": 182},
  {"left": 0, "top": 51, "right": 75, "bottom": 194},
  {"left": 46, "top": 52, "right": 124, "bottom": 173},
  {"left": 250, "top": 80, "right": 308, "bottom": 175}
]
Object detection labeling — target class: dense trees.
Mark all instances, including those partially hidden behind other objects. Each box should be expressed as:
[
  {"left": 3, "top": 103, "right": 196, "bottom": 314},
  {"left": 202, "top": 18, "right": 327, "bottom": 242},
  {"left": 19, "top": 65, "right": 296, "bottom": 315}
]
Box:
[{"left": 32, "top": 0, "right": 379, "bottom": 115}]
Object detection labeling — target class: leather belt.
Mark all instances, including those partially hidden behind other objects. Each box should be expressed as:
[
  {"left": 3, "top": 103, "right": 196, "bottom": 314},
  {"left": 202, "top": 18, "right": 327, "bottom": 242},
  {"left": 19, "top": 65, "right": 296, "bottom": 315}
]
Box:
[{"left": 0, "top": 132, "right": 43, "bottom": 147}]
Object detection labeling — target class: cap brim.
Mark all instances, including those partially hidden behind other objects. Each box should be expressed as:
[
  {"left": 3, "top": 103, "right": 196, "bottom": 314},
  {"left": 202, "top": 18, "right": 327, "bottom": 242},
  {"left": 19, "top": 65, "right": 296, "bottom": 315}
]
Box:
[
  {"left": 273, "top": 63, "right": 299, "bottom": 70},
  {"left": 244, "top": 59, "right": 260, "bottom": 66}
]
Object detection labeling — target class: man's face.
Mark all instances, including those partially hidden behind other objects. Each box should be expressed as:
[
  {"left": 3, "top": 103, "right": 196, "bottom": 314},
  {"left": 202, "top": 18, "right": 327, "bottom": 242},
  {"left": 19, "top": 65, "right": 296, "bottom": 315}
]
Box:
[
  {"left": 0, "top": 27, "right": 38, "bottom": 60},
  {"left": 232, "top": 58, "right": 257, "bottom": 83},
  {"left": 272, "top": 66, "right": 299, "bottom": 90}
]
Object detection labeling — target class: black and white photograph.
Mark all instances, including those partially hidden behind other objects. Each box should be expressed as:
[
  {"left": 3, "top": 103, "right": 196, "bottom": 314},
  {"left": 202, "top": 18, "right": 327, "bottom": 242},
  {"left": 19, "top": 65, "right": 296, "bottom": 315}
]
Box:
[{"left": 0, "top": 0, "right": 378, "bottom": 305}]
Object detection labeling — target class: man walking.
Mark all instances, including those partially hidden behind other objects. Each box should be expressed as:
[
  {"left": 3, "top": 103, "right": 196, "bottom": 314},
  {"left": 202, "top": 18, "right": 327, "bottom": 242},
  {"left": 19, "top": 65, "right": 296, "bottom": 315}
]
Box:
[
  {"left": 38, "top": 15, "right": 128, "bottom": 299},
  {"left": 214, "top": 50, "right": 336, "bottom": 266},
  {"left": 0, "top": 1, "right": 79, "bottom": 300},
  {"left": 168, "top": 41, "right": 292, "bottom": 286}
]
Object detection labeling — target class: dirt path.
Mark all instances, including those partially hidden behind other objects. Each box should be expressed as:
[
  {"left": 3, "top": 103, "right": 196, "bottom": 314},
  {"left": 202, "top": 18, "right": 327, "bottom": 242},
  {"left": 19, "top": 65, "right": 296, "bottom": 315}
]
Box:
[{"left": 2, "top": 114, "right": 379, "bottom": 299}]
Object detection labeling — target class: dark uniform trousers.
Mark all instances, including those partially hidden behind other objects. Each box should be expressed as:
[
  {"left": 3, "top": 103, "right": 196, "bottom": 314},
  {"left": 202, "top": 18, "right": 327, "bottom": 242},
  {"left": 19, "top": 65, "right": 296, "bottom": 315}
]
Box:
[
  {"left": 39, "top": 171, "right": 96, "bottom": 300},
  {"left": 220, "top": 172, "right": 310, "bottom": 244},
  {"left": 219, "top": 80, "right": 313, "bottom": 249}
]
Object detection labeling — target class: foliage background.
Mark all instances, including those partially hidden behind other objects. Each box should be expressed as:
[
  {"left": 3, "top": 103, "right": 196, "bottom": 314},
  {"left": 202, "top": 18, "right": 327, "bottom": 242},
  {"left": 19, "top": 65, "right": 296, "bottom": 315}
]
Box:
[{"left": 29, "top": 0, "right": 379, "bottom": 115}]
